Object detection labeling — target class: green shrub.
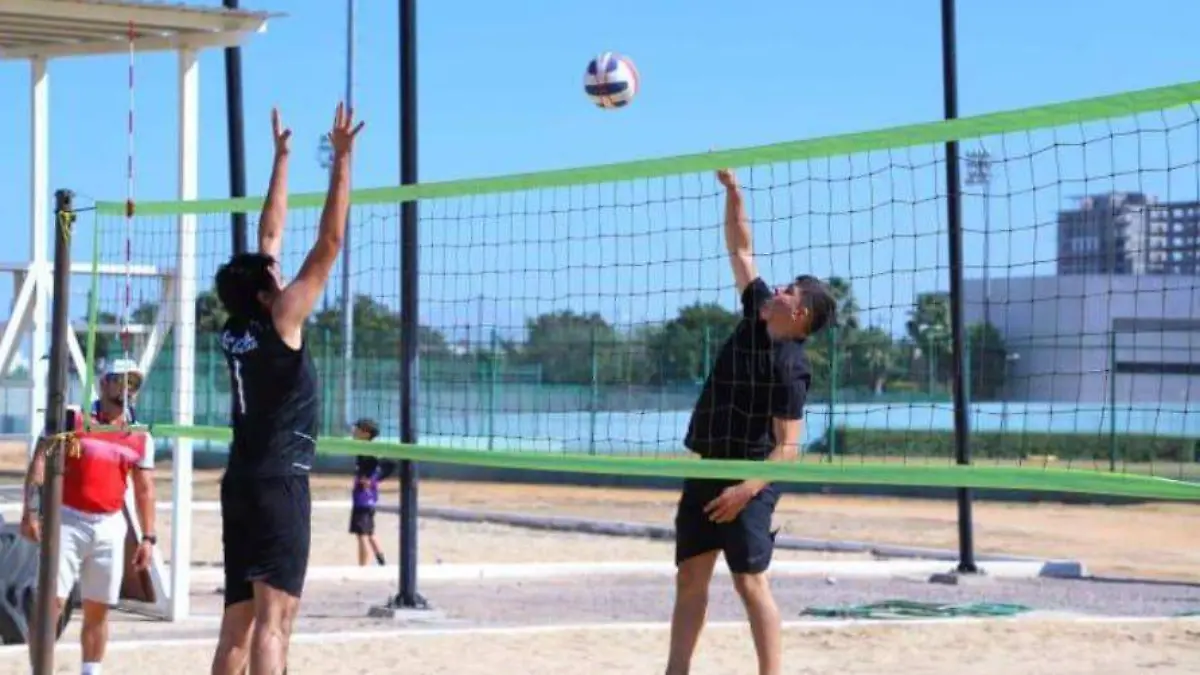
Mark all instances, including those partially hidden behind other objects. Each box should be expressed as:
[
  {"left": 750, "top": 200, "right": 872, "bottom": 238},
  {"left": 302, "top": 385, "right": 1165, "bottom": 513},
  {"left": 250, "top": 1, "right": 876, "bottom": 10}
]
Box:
[{"left": 811, "top": 427, "right": 1199, "bottom": 463}]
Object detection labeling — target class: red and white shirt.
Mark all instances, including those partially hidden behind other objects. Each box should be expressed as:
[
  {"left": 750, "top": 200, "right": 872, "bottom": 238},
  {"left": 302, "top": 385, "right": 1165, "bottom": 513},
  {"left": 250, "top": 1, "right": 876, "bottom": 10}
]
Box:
[{"left": 61, "top": 407, "right": 155, "bottom": 515}]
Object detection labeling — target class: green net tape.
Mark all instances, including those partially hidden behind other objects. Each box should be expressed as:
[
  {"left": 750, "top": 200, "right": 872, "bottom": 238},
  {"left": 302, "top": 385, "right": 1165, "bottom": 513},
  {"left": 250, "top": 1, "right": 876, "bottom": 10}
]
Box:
[{"left": 141, "top": 423, "right": 1200, "bottom": 501}]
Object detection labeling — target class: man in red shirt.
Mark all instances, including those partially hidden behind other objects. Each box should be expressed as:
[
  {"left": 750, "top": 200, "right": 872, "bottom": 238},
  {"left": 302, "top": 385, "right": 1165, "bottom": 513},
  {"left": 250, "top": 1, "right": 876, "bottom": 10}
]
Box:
[{"left": 19, "top": 359, "right": 157, "bottom": 675}]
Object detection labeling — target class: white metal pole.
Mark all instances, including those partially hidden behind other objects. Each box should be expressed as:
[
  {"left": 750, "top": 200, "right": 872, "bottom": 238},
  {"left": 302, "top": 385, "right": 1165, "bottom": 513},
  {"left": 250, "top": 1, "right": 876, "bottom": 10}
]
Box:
[
  {"left": 340, "top": 0, "right": 356, "bottom": 434},
  {"left": 169, "top": 47, "right": 199, "bottom": 622},
  {"left": 28, "top": 57, "right": 49, "bottom": 455}
]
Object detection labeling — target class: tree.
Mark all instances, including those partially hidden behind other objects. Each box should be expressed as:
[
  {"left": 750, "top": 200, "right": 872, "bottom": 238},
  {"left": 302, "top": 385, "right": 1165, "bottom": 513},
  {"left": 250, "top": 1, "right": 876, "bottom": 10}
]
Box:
[
  {"left": 845, "top": 326, "right": 894, "bottom": 393},
  {"left": 195, "top": 290, "right": 228, "bottom": 334},
  {"left": 310, "top": 294, "right": 450, "bottom": 359},
  {"left": 968, "top": 322, "right": 1008, "bottom": 400},
  {"left": 74, "top": 310, "right": 118, "bottom": 372},
  {"left": 519, "top": 310, "right": 620, "bottom": 384},
  {"left": 825, "top": 276, "right": 861, "bottom": 333},
  {"left": 906, "top": 292, "right": 953, "bottom": 387},
  {"left": 646, "top": 303, "right": 740, "bottom": 384}
]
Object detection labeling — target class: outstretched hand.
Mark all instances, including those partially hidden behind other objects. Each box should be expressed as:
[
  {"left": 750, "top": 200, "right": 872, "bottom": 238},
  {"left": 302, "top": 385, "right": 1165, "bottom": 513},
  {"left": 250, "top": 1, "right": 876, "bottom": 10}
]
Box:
[
  {"left": 716, "top": 168, "right": 738, "bottom": 190},
  {"left": 328, "top": 102, "right": 366, "bottom": 157},
  {"left": 271, "top": 107, "right": 292, "bottom": 156}
]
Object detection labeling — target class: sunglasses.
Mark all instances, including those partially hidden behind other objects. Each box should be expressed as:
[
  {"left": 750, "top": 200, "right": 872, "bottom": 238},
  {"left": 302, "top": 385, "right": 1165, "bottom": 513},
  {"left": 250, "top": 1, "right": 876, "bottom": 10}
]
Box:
[{"left": 104, "top": 373, "right": 143, "bottom": 392}]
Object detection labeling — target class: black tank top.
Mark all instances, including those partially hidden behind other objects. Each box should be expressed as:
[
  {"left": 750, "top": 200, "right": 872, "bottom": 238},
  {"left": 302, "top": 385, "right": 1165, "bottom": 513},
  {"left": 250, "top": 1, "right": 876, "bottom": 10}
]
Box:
[{"left": 219, "top": 314, "right": 320, "bottom": 478}]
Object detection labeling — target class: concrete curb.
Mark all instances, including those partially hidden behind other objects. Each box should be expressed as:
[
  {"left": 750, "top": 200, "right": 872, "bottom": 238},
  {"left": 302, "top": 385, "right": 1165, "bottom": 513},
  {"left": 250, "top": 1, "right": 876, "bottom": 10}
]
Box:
[
  {"left": 411, "top": 505, "right": 1052, "bottom": 564},
  {"left": 183, "top": 558, "right": 1086, "bottom": 587},
  {"left": 0, "top": 498, "right": 1088, "bottom": 579}
]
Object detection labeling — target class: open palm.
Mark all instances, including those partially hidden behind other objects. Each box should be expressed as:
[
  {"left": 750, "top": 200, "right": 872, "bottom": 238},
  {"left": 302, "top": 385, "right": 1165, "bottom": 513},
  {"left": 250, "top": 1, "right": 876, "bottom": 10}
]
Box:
[{"left": 328, "top": 102, "right": 365, "bottom": 156}]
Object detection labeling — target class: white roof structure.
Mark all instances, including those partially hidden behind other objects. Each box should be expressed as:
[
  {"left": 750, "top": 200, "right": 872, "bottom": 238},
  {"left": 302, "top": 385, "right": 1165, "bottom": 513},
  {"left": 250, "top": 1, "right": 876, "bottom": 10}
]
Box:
[
  {"left": 0, "top": 0, "right": 274, "bottom": 59},
  {"left": 0, "top": 0, "right": 280, "bottom": 626}
]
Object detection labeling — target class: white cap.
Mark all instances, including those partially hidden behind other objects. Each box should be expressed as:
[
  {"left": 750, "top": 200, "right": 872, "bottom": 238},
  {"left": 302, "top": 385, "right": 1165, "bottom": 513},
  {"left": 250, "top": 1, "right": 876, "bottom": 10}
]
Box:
[{"left": 104, "top": 358, "right": 142, "bottom": 378}]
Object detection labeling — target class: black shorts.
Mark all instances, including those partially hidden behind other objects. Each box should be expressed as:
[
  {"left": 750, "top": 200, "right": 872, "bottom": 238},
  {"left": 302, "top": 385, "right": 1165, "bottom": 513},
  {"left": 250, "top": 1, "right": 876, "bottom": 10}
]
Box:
[
  {"left": 348, "top": 506, "right": 375, "bottom": 536},
  {"left": 674, "top": 478, "right": 780, "bottom": 574},
  {"left": 219, "top": 474, "right": 312, "bottom": 606}
]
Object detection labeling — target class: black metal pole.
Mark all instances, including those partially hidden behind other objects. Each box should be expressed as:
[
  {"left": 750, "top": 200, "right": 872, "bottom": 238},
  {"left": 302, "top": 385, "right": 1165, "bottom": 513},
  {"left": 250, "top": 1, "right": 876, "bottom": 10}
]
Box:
[
  {"left": 395, "top": 0, "right": 426, "bottom": 609},
  {"left": 940, "top": 0, "right": 978, "bottom": 574},
  {"left": 32, "top": 190, "right": 76, "bottom": 674},
  {"left": 223, "top": 0, "right": 249, "bottom": 254}
]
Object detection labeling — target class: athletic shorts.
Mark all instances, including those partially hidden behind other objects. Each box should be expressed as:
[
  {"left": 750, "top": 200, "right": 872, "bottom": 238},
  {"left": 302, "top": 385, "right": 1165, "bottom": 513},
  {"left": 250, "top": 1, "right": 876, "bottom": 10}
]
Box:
[
  {"left": 348, "top": 506, "right": 375, "bottom": 536},
  {"left": 674, "top": 478, "right": 780, "bottom": 574},
  {"left": 219, "top": 474, "right": 311, "bottom": 606},
  {"left": 57, "top": 506, "right": 127, "bottom": 605}
]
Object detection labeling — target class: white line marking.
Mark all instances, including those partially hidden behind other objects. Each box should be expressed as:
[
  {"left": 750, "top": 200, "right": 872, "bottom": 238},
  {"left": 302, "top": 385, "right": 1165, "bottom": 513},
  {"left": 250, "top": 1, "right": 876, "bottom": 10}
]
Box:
[
  {"left": 176, "top": 559, "right": 1065, "bottom": 585},
  {"left": 0, "top": 615, "right": 1193, "bottom": 657}
]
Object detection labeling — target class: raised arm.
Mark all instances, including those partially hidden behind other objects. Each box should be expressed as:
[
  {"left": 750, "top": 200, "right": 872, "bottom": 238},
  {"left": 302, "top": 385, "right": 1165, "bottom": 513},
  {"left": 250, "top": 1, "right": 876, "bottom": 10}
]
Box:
[
  {"left": 258, "top": 108, "right": 292, "bottom": 259},
  {"left": 272, "top": 103, "right": 365, "bottom": 347},
  {"left": 717, "top": 169, "right": 757, "bottom": 293}
]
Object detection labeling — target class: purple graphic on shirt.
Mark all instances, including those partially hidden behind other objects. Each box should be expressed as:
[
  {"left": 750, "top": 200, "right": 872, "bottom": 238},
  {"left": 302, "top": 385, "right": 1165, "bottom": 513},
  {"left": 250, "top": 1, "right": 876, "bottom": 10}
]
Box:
[{"left": 351, "top": 455, "right": 395, "bottom": 509}]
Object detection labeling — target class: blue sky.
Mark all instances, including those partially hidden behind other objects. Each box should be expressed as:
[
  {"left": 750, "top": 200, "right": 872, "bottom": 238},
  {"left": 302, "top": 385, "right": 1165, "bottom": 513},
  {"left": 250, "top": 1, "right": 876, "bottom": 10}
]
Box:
[{"left": 3, "top": 0, "right": 1200, "bottom": 348}]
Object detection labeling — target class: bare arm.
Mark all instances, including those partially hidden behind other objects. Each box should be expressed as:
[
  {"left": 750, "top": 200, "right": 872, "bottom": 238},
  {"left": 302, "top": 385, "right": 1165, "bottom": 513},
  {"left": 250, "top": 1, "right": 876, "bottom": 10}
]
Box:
[
  {"left": 741, "top": 418, "right": 803, "bottom": 495},
  {"left": 717, "top": 169, "right": 757, "bottom": 293},
  {"left": 131, "top": 468, "right": 156, "bottom": 540},
  {"left": 21, "top": 438, "right": 48, "bottom": 517},
  {"left": 272, "top": 104, "right": 364, "bottom": 347},
  {"left": 258, "top": 109, "right": 292, "bottom": 259}
]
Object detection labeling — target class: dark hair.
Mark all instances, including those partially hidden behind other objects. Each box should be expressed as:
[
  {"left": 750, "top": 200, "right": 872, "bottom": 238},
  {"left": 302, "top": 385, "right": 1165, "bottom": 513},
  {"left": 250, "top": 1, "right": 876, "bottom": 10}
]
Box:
[
  {"left": 793, "top": 275, "right": 837, "bottom": 336},
  {"left": 354, "top": 417, "right": 381, "bottom": 440},
  {"left": 215, "top": 253, "right": 277, "bottom": 320}
]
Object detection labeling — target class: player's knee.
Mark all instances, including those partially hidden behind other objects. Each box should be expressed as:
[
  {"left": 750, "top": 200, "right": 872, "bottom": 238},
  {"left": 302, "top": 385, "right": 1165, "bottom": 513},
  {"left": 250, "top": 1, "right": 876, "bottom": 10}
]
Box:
[
  {"left": 731, "top": 571, "right": 771, "bottom": 600},
  {"left": 675, "top": 552, "right": 718, "bottom": 594},
  {"left": 80, "top": 600, "right": 109, "bottom": 628}
]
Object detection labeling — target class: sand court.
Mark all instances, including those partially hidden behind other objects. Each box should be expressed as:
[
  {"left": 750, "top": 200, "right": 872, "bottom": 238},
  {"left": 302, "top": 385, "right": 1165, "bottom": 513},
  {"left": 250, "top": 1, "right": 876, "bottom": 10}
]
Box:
[{"left": 3, "top": 618, "right": 1198, "bottom": 675}]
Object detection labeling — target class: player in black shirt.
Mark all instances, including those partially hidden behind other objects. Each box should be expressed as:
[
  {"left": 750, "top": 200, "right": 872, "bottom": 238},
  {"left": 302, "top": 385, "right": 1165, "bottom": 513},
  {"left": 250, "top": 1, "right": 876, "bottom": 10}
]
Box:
[
  {"left": 209, "top": 104, "right": 364, "bottom": 675},
  {"left": 665, "top": 169, "right": 835, "bottom": 675}
]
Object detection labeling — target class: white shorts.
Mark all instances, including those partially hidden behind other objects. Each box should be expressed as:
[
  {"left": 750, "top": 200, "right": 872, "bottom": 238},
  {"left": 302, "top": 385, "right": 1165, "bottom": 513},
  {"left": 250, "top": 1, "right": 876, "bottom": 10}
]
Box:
[{"left": 57, "top": 506, "right": 128, "bottom": 605}]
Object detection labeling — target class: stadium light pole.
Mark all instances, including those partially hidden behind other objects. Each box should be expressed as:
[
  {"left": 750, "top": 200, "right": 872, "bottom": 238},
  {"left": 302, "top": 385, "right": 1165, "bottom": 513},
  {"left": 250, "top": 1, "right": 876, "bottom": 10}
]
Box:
[
  {"left": 222, "top": 0, "right": 248, "bottom": 255},
  {"left": 340, "top": 0, "right": 356, "bottom": 439},
  {"left": 313, "top": 0, "right": 356, "bottom": 430},
  {"left": 965, "top": 148, "right": 993, "bottom": 328},
  {"left": 940, "top": 0, "right": 979, "bottom": 576}
]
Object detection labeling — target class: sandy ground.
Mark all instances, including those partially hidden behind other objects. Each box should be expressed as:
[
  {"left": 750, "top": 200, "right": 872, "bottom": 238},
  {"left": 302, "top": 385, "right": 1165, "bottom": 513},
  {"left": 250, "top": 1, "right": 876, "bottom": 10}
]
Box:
[
  {"left": 3, "top": 441, "right": 1200, "bottom": 674},
  {"left": 157, "top": 507, "right": 865, "bottom": 568},
  {"left": 161, "top": 469, "right": 1200, "bottom": 582},
  {"left": 3, "top": 436, "right": 1199, "bottom": 582},
  {"left": 2, "top": 619, "right": 1197, "bottom": 675}
]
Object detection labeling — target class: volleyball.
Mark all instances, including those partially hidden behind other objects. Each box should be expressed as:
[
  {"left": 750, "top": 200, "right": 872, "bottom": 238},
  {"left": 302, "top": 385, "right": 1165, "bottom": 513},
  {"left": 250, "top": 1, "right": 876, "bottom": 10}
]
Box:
[{"left": 584, "top": 52, "right": 639, "bottom": 109}]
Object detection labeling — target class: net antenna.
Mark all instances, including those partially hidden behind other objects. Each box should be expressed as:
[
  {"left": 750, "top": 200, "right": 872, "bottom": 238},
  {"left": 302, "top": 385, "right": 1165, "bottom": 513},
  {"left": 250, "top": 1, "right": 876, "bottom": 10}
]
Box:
[{"left": 119, "top": 19, "right": 136, "bottom": 426}]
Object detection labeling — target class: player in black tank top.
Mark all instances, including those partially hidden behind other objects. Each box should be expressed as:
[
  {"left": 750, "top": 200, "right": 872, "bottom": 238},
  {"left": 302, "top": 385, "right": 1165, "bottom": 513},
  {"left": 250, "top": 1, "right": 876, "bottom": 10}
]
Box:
[
  {"left": 209, "top": 104, "right": 365, "bottom": 675},
  {"left": 221, "top": 314, "right": 320, "bottom": 478}
]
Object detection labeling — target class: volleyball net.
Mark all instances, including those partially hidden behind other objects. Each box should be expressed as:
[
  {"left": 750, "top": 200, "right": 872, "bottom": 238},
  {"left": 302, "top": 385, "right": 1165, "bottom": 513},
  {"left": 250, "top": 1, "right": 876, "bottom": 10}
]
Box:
[{"left": 70, "top": 80, "right": 1200, "bottom": 501}]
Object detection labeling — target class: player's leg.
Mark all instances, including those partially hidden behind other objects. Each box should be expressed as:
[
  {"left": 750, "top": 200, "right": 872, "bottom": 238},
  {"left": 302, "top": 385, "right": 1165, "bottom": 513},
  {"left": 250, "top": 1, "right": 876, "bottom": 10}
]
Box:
[
  {"left": 722, "top": 486, "right": 782, "bottom": 675},
  {"left": 349, "top": 507, "right": 371, "bottom": 566},
  {"left": 248, "top": 475, "right": 311, "bottom": 674},
  {"left": 75, "top": 510, "right": 128, "bottom": 672},
  {"left": 363, "top": 510, "right": 385, "bottom": 565},
  {"left": 665, "top": 479, "right": 722, "bottom": 675},
  {"left": 212, "top": 479, "right": 256, "bottom": 675},
  {"left": 32, "top": 509, "right": 86, "bottom": 666}
]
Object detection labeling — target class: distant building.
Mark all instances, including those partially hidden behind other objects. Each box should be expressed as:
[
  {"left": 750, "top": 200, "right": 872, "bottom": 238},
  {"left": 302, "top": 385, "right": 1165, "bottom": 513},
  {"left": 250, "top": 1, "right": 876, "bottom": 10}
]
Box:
[
  {"left": 1057, "top": 192, "right": 1200, "bottom": 275},
  {"left": 964, "top": 275, "right": 1200, "bottom": 403}
]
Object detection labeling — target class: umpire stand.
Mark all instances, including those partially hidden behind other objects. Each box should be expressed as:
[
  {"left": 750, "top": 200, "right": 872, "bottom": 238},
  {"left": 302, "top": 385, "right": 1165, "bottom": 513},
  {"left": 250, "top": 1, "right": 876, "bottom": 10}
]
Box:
[{"left": 0, "top": 0, "right": 276, "bottom": 623}]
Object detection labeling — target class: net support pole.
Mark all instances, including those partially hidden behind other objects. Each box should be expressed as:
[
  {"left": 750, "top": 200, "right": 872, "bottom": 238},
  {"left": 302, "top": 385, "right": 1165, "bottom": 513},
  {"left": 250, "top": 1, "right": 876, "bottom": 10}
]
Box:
[
  {"left": 940, "top": 0, "right": 979, "bottom": 575},
  {"left": 394, "top": 0, "right": 427, "bottom": 610},
  {"left": 169, "top": 47, "right": 200, "bottom": 621},
  {"left": 222, "top": 0, "right": 249, "bottom": 255},
  {"left": 31, "top": 190, "right": 75, "bottom": 675}
]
